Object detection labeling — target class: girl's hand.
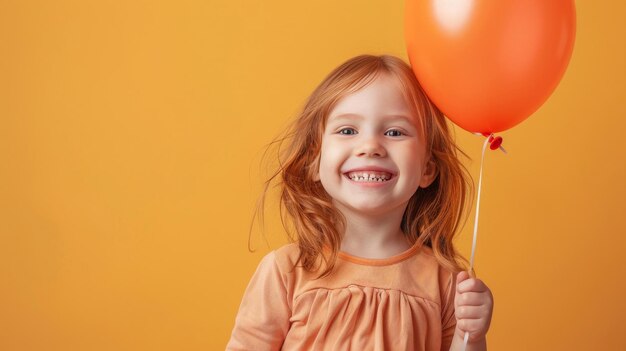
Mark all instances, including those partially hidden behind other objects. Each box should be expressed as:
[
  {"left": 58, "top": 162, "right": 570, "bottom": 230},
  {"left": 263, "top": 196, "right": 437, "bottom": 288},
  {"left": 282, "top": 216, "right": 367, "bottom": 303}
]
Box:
[{"left": 453, "top": 271, "right": 494, "bottom": 343}]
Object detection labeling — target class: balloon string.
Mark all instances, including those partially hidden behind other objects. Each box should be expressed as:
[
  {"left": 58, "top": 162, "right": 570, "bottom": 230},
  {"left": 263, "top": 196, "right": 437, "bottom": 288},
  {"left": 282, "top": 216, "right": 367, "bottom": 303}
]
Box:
[{"left": 461, "top": 135, "right": 492, "bottom": 351}]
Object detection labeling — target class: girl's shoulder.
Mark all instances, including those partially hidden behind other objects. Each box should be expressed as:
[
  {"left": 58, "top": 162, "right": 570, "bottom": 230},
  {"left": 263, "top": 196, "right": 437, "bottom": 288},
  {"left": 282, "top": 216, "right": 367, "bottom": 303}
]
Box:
[
  {"left": 273, "top": 242, "right": 300, "bottom": 261},
  {"left": 274, "top": 242, "right": 301, "bottom": 257},
  {"left": 260, "top": 242, "right": 302, "bottom": 275}
]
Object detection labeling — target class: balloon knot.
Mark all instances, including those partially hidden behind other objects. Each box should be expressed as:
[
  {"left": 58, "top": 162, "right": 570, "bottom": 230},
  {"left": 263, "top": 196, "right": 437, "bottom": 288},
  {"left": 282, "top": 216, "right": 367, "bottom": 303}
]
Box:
[{"left": 477, "top": 133, "right": 507, "bottom": 154}]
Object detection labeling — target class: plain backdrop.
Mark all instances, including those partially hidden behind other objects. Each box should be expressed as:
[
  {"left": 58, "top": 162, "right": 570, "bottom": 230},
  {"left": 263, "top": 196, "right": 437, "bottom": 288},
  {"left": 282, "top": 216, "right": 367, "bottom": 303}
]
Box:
[{"left": 1, "top": 1, "right": 625, "bottom": 350}]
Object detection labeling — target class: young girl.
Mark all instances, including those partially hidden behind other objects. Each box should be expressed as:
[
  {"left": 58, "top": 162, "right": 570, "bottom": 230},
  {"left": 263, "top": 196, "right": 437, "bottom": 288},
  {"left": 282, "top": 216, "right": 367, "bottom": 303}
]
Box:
[{"left": 226, "top": 55, "right": 494, "bottom": 351}]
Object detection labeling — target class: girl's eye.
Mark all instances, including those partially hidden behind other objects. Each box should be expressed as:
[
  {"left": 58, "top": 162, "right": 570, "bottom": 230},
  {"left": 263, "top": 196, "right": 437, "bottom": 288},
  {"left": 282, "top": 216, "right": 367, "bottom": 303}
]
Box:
[
  {"left": 385, "top": 129, "right": 404, "bottom": 137},
  {"left": 338, "top": 128, "right": 357, "bottom": 135}
]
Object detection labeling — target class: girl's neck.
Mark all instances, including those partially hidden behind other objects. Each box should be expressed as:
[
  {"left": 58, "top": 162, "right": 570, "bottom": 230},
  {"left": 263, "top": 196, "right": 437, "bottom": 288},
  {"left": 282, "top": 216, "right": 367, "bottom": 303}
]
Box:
[{"left": 336, "top": 202, "right": 413, "bottom": 259}]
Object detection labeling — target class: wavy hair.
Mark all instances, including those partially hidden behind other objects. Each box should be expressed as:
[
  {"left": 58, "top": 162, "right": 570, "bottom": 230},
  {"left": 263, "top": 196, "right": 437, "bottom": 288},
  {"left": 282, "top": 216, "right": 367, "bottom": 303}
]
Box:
[{"left": 249, "top": 54, "right": 474, "bottom": 278}]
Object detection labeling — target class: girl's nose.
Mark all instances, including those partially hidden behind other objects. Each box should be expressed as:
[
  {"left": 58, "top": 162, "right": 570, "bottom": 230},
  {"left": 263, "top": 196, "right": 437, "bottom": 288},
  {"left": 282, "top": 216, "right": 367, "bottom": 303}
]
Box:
[{"left": 355, "top": 137, "right": 386, "bottom": 158}]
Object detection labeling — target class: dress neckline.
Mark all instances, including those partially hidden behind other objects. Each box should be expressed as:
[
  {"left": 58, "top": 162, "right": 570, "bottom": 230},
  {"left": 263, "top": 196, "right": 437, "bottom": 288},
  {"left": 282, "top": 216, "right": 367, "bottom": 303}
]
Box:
[{"left": 336, "top": 239, "right": 422, "bottom": 266}]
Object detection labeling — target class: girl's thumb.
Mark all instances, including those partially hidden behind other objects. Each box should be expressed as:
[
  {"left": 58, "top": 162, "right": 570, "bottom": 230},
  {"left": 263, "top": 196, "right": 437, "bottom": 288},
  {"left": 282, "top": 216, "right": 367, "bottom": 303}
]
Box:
[{"left": 456, "top": 270, "right": 471, "bottom": 285}]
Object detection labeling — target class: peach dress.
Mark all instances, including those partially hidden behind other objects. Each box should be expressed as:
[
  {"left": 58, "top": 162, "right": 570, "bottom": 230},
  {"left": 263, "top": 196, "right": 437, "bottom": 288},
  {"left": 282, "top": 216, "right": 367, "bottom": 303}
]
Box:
[{"left": 226, "top": 241, "right": 458, "bottom": 351}]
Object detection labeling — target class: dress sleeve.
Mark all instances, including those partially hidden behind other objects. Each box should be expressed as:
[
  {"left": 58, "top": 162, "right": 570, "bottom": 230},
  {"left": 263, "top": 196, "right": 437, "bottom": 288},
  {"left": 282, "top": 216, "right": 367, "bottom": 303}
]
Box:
[
  {"left": 441, "top": 270, "right": 457, "bottom": 351},
  {"left": 226, "top": 251, "right": 291, "bottom": 351}
]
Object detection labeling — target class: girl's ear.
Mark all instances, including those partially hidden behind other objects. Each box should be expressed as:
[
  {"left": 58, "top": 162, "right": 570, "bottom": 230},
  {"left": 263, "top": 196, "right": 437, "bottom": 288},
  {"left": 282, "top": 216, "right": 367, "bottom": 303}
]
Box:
[
  {"left": 419, "top": 158, "right": 438, "bottom": 188},
  {"left": 310, "top": 154, "right": 321, "bottom": 182},
  {"left": 313, "top": 173, "right": 320, "bottom": 182}
]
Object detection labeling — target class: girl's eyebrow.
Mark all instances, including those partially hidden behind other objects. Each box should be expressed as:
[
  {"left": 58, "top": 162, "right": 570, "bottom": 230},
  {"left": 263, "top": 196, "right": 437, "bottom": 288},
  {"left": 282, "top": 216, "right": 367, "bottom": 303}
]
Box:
[{"left": 330, "top": 113, "right": 413, "bottom": 124}]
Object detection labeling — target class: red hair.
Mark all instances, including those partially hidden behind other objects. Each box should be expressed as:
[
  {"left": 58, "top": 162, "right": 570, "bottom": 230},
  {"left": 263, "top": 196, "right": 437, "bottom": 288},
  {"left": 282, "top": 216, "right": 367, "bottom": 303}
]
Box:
[{"left": 250, "top": 54, "right": 473, "bottom": 278}]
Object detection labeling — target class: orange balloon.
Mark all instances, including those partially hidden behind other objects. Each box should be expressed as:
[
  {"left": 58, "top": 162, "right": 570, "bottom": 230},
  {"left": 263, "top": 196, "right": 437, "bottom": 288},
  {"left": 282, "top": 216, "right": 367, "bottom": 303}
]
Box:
[{"left": 405, "top": 0, "right": 576, "bottom": 133}]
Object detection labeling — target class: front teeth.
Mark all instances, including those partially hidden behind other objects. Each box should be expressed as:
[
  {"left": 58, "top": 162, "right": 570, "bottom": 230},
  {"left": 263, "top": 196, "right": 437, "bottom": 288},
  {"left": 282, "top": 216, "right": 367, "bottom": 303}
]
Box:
[{"left": 348, "top": 173, "right": 391, "bottom": 182}]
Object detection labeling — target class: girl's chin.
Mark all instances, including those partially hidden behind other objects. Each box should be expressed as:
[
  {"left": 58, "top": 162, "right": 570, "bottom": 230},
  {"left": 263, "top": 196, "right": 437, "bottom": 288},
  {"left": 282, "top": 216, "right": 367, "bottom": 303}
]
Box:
[
  {"left": 343, "top": 202, "right": 402, "bottom": 216},
  {"left": 330, "top": 195, "right": 410, "bottom": 215}
]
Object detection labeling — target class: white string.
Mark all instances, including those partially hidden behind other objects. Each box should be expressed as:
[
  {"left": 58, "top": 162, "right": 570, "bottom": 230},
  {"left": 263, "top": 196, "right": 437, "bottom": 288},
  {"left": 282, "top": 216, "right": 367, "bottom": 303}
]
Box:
[{"left": 461, "top": 135, "right": 492, "bottom": 351}]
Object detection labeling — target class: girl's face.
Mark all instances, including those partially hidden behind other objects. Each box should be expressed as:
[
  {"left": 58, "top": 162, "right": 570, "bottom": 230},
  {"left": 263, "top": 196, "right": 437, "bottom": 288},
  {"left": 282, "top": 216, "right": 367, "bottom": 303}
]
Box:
[{"left": 315, "top": 73, "right": 436, "bottom": 217}]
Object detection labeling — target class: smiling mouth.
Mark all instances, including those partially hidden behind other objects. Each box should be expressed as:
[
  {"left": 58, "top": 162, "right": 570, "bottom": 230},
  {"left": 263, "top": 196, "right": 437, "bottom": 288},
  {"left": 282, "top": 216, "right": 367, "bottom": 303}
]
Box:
[{"left": 344, "top": 171, "right": 394, "bottom": 182}]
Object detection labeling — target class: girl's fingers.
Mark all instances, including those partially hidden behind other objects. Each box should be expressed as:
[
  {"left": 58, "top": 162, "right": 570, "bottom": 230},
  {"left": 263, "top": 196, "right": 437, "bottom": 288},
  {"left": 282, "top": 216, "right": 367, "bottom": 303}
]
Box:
[
  {"left": 455, "top": 305, "right": 490, "bottom": 319},
  {"left": 455, "top": 317, "right": 484, "bottom": 332},
  {"left": 455, "top": 291, "right": 488, "bottom": 306},
  {"left": 454, "top": 319, "right": 487, "bottom": 343},
  {"left": 457, "top": 277, "right": 488, "bottom": 293}
]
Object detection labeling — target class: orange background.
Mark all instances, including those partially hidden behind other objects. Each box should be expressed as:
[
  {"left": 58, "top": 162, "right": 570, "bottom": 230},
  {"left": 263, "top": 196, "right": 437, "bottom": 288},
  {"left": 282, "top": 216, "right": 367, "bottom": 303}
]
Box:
[{"left": 1, "top": 1, "right": 624, "bottom": 350}]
